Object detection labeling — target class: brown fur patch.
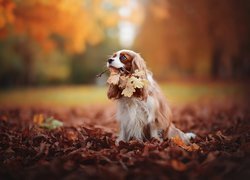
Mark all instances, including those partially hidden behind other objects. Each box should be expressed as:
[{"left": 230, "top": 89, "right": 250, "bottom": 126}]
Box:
[
  {"left": 107, "top": 84, "right": 122, "bottom": 99},
  {"left": 120, "top": 52, "right": 133, "bottom": 72}
]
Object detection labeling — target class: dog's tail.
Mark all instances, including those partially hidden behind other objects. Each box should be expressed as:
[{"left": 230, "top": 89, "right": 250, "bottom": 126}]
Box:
[{"left": 164, "top": 123, "right": 196, "bottom": 144}]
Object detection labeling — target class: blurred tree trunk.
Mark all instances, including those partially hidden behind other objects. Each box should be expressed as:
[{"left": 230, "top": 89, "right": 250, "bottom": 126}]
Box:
[
  {"left": 211, "top": 47, "right": 222, "bottom": 79},
  {"left": 136, "top": 0, "right": 250, "bottom": 80},
  {"left": 15, "top": 40, "right": 35, "bottom": 86}
]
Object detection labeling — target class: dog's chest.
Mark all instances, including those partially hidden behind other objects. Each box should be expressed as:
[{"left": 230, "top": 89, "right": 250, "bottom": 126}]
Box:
[{"left": 116, "top": 97, "right": 155, "bottom": 125}]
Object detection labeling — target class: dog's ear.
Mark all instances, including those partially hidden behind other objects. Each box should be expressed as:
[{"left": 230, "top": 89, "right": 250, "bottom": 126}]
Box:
[
  {"left": 131, "top": 53, "right": 147, "bottom": 73},
  {"left": 133, "top": 88, "right": 148, "bottom": 101},
  {"left": 131, "top": 53, "right": 149, "bottom": 100},
  {"left": 107, "top": 84, "right": 121, "bottom": 99}
]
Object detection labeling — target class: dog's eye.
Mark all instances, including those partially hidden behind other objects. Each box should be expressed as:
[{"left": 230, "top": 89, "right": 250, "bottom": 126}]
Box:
[{"left": 120, "top": 55, "right": 127, "bottom": 61}]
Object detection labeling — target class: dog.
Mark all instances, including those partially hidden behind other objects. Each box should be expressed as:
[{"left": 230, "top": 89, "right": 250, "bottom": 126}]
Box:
[{"left": 106, "top": 49, "right": 195, "bottom": 145}]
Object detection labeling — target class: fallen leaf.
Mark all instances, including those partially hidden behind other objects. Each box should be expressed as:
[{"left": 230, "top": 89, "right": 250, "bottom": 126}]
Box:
[
  {"left": 0, "top": 115, "right": 8, "bottom": 121},
  {"left": 66, "top": 130, "right": 78, "bottom": 141},
  {"left": 33, "top": 114, "right": 44, "bottom": 125},
  {"left": 0, "top": 102, "right": 249, "bottom": 179},
  {"left": 171, "top": 136, "right": 200, "bottom": 152},
  {"left": 39, "top": 117, "right": 63, "bottom": 130},
  {"left": 171, "top": 159, "right": 187, "bottom": 171},
  {"left": 215, "top": 131, "right": 232, "bottom": 141},
  {"left": 202, "top": 151, "right": 219, "bottom": 165}
]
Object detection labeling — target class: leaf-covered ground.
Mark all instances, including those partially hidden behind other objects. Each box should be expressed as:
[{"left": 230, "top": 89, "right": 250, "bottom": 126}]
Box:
[{"left": 0, "top": 100, "right": 250, "bottom": 180}]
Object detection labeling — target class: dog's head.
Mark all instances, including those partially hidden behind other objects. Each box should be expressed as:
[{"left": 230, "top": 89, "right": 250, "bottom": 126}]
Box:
[
  {"left": 107, "top": 50, "right": 148, "bottom": 100},
  {"left": 107, "top": 49, "right": 147, "bottom": 73}
]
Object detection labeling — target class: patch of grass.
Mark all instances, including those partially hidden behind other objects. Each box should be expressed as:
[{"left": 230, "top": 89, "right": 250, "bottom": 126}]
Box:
[
  {"left": 0, "top": 86, "right": 108, "bottom": 107},
  {"left": 161, "top": 82, "right": 246, "bottom": 105},
  {"left": 0, "top": 82, "right": 247, "bottom": 107}
]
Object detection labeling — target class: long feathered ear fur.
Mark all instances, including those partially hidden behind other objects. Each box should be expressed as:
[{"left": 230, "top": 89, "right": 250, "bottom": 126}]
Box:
[
  {"left": 131, "top": 53, "right": 147, "bottom": 73},
  {"left": 130, "top": 53, "right": 149, "bottom": 100},
  {"left": 107, "top": 84, "right": 121, "bottom": 99}
]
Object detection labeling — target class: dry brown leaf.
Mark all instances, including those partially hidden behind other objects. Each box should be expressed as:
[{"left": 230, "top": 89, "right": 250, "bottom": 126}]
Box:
[
  {"left": 66, "top": 130, "right": 78, "bottom": 141},
  {"left": 0, "top": 115, "right": 8, "bottom": 121},
  {"left": 171, "top": 136, "right": 200, "bottom": 152},
  {"left": 171, "top": 159, "right": 187, "bottom": 171},
  {"left": 0, "top": 102, "right": 249, "bottom": 179},
  {"left": 107, "top": 69, "right": 147, "bottom": 97},
  {"left": 121, "top": 84, "right": 136, "bottom": 97},
  {"left": 133, "top": 70, "right": 145, "bottom": 77},
  {"left": 119, "top": 75, "right": 128, "bottom": 89},
  {"left": 107, "top": 73, "right": 120, "bottom": 85},
  {"left": 121, "top": 73, "right": 146, "bottom": 97},
  {"left": 33, "top": 114, "right": 44, "bottom": 125},
  {"left": 33, "top": 115, "right": 63, "bottom": 129},
  {"left": 129, "top": 76, "right": 144, "bottom": 89},
  {"left": 215, "top": 130, "right": 232, "bottom": 141}
]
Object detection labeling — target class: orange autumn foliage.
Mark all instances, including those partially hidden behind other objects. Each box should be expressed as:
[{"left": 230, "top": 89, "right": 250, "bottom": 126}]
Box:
[
  {"left": 0, "top": 0, "right": 15, "bottom": 27},
  {"left": 171, "top": 136, "right": 200, "bottom": 152},
  {"left": 33, "top": 113, "right": 44, "bottom": 125},
  {"left": 0, "top": 0, "right": 15, "bottom": 37},
  {"left": 0, "top": 0, "right": 120, "bottom": 53}
]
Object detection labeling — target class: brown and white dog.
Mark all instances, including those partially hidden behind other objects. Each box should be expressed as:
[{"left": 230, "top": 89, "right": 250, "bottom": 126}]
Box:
[{"left": 107, "top": 49, "right": 195, "bottom": 144}]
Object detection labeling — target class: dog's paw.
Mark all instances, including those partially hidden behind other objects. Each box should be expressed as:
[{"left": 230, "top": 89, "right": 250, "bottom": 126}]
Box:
[
  {"left": 115, "top": 139, "right": 120, "bottom": 146},
  {"left": 185, "top": 132, "right": 196, "bottom": 140},
  {"left": 115, "top": 137, "right": 125, "bottom": 146}
]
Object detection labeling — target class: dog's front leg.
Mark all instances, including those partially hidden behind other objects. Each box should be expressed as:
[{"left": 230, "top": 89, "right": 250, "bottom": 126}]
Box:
[
  {"left": 116, "top": 125, "right": 126, "bottom": 145},
  {"left": 150, "top": 123, "right": 162, "bottom": 141}
]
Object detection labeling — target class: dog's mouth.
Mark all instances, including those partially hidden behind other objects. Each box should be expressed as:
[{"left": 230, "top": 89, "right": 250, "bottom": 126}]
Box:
[
  {"left": 96, "top": 66, "right": 130, "bottom": 78},
  {"left": 120, "top": 67, "right": 131, "bottom": 74},
  {"left": 108, "top": 66, "right": 130, "bottom": 74}
]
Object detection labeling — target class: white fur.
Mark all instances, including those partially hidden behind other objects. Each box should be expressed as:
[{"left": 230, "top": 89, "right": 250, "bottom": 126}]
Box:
[
  {"left": 116, "top": 95, "right": 156, "bottom": 143},
  {"left": 106, "top": 58, "right": 124, "bottom": 69},
  {"left": 115, "top": 73, "right": 196, "bottom": 145},
  {"left": 185, "top": 132, "right": 196, "bottom": 139}
]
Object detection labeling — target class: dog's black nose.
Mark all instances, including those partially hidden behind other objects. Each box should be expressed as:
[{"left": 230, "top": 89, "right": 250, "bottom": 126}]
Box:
[{"left": 108, "top": 59, "right": 114, "bottom": 64}]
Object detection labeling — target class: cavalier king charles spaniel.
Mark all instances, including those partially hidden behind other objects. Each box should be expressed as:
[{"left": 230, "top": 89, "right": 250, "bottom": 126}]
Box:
[{"left": 106, "top": 49, "right": 195, "bottom": 145}]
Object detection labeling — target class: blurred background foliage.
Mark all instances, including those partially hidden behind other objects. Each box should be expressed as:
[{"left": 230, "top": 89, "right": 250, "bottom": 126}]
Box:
[{"left": 0, "top": 0, "right": 250, "bottom": 88}]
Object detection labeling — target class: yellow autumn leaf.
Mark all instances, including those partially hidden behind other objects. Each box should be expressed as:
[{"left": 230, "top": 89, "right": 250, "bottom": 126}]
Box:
[
  {"left": 106, "top": 69, "right": 147, "bottom": 97},
  {"left": 133, "top": 70, "right": 145, "bottom": 77},
  {"left": 142, "top": 79, "right": 149, "bottom": 86},
  {"left": 33, "top": 114, "right": 44, "bottom": 125},
  {"left": 107, "top": 73, "right": 120, "bottom": 85},
  {"left": 121, "top": 84, "right": 136, "bottom": 97},
  {"left": 119, "top": 75, "right": 128, "bottom": 89},
  {"left": 129, "top": 76, "right": 144, "bottom": 89}
]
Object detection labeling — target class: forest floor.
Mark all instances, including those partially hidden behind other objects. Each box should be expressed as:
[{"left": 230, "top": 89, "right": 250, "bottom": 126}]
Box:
[{"left": 0, "top": 83, "right": 250, "bottom": 179}]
